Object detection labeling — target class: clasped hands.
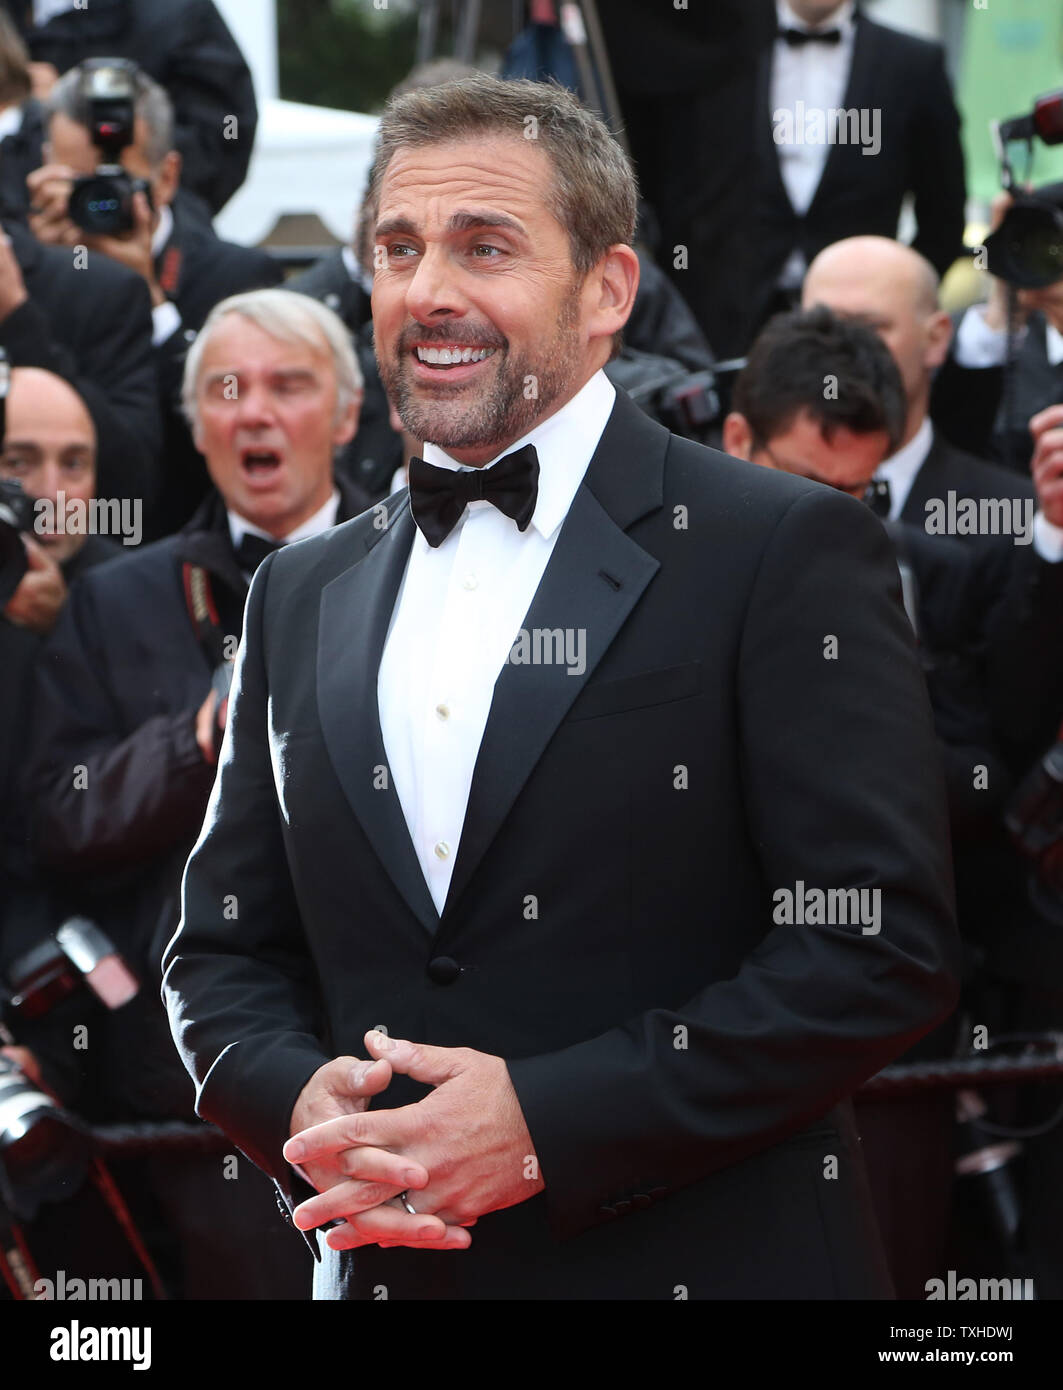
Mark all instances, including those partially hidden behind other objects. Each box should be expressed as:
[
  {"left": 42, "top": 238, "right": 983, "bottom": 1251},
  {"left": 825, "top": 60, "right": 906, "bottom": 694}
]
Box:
[{"left": 282, "top": 1030, "right": 544, "bottom": 1252}]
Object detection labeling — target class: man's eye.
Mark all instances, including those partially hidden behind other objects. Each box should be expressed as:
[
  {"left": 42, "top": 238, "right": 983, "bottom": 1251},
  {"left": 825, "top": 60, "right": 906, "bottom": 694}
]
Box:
[
  {"left": 386, "top": 243, "right": 416, "bottom": 259},
  {"left": 470, "top": 244, "right": 503, "bottom": 258},
  {"left": 2, "top": 456, "right": 31, "bottom": 472}
]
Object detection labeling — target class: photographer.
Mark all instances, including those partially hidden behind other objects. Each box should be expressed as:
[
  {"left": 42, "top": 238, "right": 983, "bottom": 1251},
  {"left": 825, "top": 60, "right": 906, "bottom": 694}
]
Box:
[
  {"left": 0, "top": 0, "right": 257, "bottom": 217},
  {"left": 1, "top": 368, "right": 121, "bottom": 1115},
  {"left": 27, "top": 59, "right": 281, "bottom": 535},
  {"left": 24, "top": 289, "right": 370, "bottom": 1299}
]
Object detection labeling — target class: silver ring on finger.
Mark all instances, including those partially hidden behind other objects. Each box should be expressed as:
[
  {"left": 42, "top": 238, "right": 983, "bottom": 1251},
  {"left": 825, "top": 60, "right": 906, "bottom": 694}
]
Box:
[{"left": 396, "top": 1190, "right": 417, "bottom": 1215}]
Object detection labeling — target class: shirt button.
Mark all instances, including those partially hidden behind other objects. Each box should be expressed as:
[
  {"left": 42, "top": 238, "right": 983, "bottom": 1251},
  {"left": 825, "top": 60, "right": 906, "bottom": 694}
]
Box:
[
  {"left": 435, "top": 703, "right": 450, "bottom": 720},
  {"left": 434, "top": 840, "right": 450, "bottom": 859},
  {"left": 462, "top": 574, "right": 478, "bottom": 590}
]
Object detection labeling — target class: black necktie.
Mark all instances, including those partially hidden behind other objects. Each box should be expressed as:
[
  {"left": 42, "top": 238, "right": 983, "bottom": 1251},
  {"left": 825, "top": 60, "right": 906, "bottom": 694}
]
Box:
[
  {"left": 408, "top": 443, "right": 540, "bottom": 548},
  {"left": 235, "top": 532, "right": 284, "bottom": 573},
  {"left": 863, "top": 477, "right": 892, "bottom": 518},
  {"left": 777, "top": 26, "right": 842, "bottom": 47}
]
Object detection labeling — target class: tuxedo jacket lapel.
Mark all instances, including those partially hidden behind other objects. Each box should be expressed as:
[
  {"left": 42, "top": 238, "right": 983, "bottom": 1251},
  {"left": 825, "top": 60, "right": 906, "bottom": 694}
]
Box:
[
  {"left": 808, "top": 13, "right": 876, "bottom": 214},
  {"left": 317, "top": 496, "right": 442, "bottom": 937},
  {"left": 441, "top": 392, "right": 666, "bottom": 926}
]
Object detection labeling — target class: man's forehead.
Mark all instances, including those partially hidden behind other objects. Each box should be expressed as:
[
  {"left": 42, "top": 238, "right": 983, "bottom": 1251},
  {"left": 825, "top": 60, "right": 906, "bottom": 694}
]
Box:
[{"left": 376, "top": 137, "right": 554, "bottom": 224}]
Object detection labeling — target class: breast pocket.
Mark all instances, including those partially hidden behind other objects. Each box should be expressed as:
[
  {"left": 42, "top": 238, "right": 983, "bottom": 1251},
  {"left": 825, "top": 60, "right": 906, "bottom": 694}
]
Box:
[{"left": 564, "top": 660, "right": 703, "bottom": 722}]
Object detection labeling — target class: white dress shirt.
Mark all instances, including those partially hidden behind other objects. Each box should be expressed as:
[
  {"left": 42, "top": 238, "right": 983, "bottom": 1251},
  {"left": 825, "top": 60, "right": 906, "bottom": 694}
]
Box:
[
  {"left": 378, "top": 369, "right": 616, "bottom": 915},
  {"left": 150, "top": 204, "right": 184, "bottom": 347},
  {"left": 772, "top": 0, "right": 857, "bottom": 289},
  {"left": 876, "top": 416, "right": 934, "bottom": 520},
  {"left": 954, "top": 303, "right": 1063, "bottom": 370},
  {"left": 228, "top": 486, "right": 340, "bottom": 578}
]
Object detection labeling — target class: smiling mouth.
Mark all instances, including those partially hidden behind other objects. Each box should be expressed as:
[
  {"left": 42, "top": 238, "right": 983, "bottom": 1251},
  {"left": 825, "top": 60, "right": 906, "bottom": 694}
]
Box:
[{"left": 412, "top": 345, "right": 498, "bottom": 369}]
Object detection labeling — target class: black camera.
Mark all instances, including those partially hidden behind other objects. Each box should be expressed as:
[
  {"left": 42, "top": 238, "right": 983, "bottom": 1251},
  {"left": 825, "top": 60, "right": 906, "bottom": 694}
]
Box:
[
  {"left": 0, "top": 1054, "right": 90, "bottom": 1223},
  {"left": 67, "top": 58, "right": 153, "bottom": 237},
  {"left": 986, "top": 91, "right": 1063, "bottom": 288}
]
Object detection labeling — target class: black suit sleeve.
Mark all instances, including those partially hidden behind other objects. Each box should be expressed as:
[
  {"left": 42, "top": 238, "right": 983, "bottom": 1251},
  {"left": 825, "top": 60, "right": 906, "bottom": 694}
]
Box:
[
  {"left": 161, "top": 549, "right": 332, "bottom": 1204},
  {"left": 908, "top": 46, "right": 967, "bottom": 277},
  {"left": 0, "top": 276, "right": 162, "bottom": 511},
  {"left": 28, "top": 574, "right": 215, "bottom": 872},
  {"left": 157, "top": 0, "right": 258, "bottom": 214},
  {"left": 985, "top": 546, "right": 1063, "bottom": 772},
  {"left": 506, "top": 488, "right": 961, "bottom": 1242}
]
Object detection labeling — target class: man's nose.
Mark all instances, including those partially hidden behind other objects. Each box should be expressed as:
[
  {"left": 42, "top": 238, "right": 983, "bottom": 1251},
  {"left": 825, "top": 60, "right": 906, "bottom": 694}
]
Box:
[
  {"left": 404, "top": 244, "right": 466, "bottom": 324},
  {"left": 233, "top": 379, "right": 277, "bottom": 426}
]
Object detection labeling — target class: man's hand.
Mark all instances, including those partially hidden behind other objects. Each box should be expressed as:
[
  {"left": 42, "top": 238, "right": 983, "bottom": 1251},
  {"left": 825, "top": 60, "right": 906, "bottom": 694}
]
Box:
[
  {"left": 286, "top": 1050, "right": 473, "bottom": 1252},
  {"left": 285, "top": 1031, "right": 545, "bottom": 1252},
  {"left": 0, "top": 231, "right": 29, "bottom": 322},
  {"left": 26, "top": 164, "right": 80, "bottom": 249},
  {"left": 3, "top": 536, "right": 67, "bottom": 633},
  {"left": 1030, "top": 403, "right": 1063, "bottom": 529},
  {"left": 85, "top": 193, "right": 166, "bottom": 306}
]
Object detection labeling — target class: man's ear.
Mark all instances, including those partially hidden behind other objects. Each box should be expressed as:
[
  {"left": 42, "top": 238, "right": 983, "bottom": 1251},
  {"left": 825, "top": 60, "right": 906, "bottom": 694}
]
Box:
[
  {"left": 590, "top": 244, "right": 640, "bottom": 346},
  {"left": 722, "top": 411, "right": 754, "bottom": 461},
  {"left": 925, "top": 308, "right": 953, "bottom": 371},
  {"left": 153, "top": 150, "right": 181, "bottom": 209},
  {"left": 333, "top": 391, "right": 362, "bottom": 449}
]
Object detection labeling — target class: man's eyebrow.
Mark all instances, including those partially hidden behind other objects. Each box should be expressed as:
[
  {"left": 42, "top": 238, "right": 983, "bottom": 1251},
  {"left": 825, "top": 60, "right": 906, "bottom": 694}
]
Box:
[
  {"left": 1, "top": 439, "right": 41, "bottom": 454},
  {"left": 375, "top": 210, "right": 528, "bottom": 239}
]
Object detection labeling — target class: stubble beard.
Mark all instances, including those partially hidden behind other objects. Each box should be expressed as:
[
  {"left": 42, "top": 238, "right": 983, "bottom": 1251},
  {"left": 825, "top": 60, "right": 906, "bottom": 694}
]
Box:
[{"left": 378, "top": 289, "right": 584, "bottom": 456}]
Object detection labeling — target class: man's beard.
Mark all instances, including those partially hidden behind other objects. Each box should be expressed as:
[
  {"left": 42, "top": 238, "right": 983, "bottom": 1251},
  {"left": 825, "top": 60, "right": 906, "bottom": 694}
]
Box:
[{"left": 378, "top": 287, "right": 584, "bottom": 455}]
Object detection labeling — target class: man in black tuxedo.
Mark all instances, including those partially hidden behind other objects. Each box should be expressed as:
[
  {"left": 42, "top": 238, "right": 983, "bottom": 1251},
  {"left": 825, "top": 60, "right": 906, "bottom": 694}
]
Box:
[
  {"left": 748, "top": 0, "right": 966, "bottom": 351},
  {"left": 27, "top": 60, "right": 281, "bottom": 533},
  {"left": 0, "top": 0, "right": 256, "bottom": 216},
  {"left": 162, "top": 75, "right": 959, "bottom": 1300}
]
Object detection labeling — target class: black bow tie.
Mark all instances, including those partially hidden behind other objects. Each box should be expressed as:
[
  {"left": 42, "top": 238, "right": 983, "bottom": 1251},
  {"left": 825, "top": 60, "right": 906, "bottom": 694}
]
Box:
[
  {"left": 408, "top": 443, "right": 540, "bottom": 548},
  {"left": 777, "top": 25, "right": 842, "bottom": 46},
  {"left": 234, "top": 532, "right": 285, "bottom": 573},
  {"left": 863, "top": 477, "right": 892, "bottom": 518}
]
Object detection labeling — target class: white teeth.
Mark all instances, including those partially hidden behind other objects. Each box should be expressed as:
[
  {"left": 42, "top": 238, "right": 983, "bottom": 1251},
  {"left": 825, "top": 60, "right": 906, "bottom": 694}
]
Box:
[{"left": 415, "top": 346, "right": 495, "bottom": 365}]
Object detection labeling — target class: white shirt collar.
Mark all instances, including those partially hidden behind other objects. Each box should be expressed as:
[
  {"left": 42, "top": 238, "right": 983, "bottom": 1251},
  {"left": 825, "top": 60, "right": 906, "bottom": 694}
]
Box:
[
  {"left": 1046, "top": 320, "right": 1063, "bottom": 367},
  {"left": 341, "top": 243, "right": 373, "bottom": 295},
  {"left": 227, "top": 485, "right": 340, "bottom": 552},
  {"left": 151, "top": 202, "right": 174, "bottom": 260},
  {"left": 876, "top": 416, "right": 934, "bottom": 520},
  {"left": 0, "top": 104, "right": 23, "bottom": 142},
  {"left": 776, "top": 0, "right": 855, "bottom": 35},
  {"left": 419, "top": 368, "right": 616, "bottom": 544}
]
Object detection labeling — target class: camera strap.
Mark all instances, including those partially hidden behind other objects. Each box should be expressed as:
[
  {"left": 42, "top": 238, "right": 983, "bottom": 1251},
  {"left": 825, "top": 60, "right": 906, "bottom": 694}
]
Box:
[{"left": 181, "top": 563, "right": 229, "bottom": 669}]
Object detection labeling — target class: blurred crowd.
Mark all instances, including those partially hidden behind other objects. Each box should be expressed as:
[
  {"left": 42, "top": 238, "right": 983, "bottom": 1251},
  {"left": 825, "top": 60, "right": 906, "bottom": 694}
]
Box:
[{"left": 1, "top": 0, "right": 1062, "bottom": 1301}]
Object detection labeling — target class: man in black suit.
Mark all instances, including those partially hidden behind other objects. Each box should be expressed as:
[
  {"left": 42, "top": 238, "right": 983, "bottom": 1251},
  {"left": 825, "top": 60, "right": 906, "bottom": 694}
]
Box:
[
  {"left": 722, "top": 305, "right": 1001, "bottom": 1296},
  {"left": 27, "top": 288, "right": 369, "bottom": 1298},
  {"left": 162, "top": 75, "right": 958, "bottom": 1300},
  {"left": 803, "top": 237, "right": 1034, "bottom": 606},
  {"left": 27, "top": 60, "right": 281, "bottom": 534},
  {"left": 748, "top": 0, "right": 966, "bottom": 351},
  {"left": 0, "top": 0, "right": 256, "bottom": 216}
]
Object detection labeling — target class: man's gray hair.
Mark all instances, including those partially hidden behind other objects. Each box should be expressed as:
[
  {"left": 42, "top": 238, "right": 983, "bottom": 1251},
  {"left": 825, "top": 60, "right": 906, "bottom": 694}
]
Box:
[
  {"left": 47, "top": 63, "right": 175, "bottom": 168},
  {"left": 367, "top": 74, "right": 638, "bottom": 351},
  {"left": 181, "top": 289, "right": 364, "bottom": 433}
]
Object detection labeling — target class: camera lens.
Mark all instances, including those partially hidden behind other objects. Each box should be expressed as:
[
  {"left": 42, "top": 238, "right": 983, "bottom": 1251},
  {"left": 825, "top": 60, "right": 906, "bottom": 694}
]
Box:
[
  {"left": 68, "top": 173, "right": 134, "bottom": 236},
  {"left": 987, "top": 201, "right": 1063, "bottom": 289}
]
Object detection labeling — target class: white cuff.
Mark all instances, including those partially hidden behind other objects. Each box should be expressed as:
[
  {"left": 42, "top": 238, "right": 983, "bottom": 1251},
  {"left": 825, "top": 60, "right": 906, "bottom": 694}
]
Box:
[
  {"left": 1033, "top": 509, "right": 1063, "bottom": 563},
  {"left": 952, "top": 304, "right": 1019, "bottom": 369},
  {"left": 151, "top": 300, "right": 183, "bottom": 347}
]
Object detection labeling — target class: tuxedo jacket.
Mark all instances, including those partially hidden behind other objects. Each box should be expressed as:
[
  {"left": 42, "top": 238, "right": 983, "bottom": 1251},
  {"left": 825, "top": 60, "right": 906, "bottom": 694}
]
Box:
[
  {"left": 162, "top": 388, "right": 960, "bottom": 1299},
  {"left": 751, "top": 11, "right": 966, "bottom": 335}
]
